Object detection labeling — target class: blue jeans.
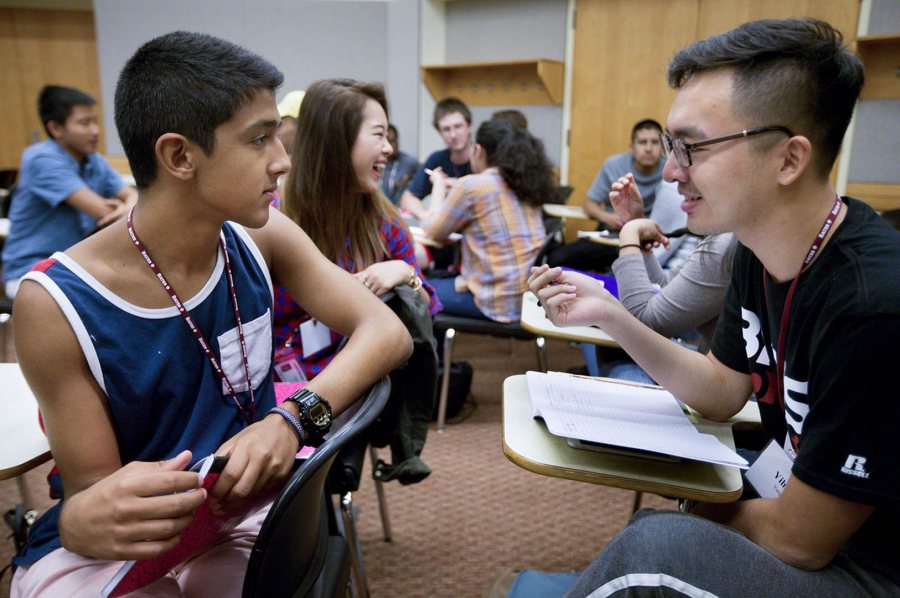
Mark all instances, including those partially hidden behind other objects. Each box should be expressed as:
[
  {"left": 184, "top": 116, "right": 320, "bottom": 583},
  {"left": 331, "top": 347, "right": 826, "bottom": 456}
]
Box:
[
  {"left": 597, "top": 360, "right": 656, "bottom": 385},
  {"left": 427, "top": 277, "right": 489, "bottom": 320}
]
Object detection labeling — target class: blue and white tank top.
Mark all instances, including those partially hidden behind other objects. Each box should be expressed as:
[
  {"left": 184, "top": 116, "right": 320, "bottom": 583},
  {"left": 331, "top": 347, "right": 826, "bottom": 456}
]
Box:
[{"left": 16, "top": 222, "right": 277, "bottom": 566}]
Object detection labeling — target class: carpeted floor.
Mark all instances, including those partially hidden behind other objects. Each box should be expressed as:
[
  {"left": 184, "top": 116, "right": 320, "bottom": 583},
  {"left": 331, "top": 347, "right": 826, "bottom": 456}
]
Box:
[{"left": 0, "top": 331, "right": 674, "bottom": 598}]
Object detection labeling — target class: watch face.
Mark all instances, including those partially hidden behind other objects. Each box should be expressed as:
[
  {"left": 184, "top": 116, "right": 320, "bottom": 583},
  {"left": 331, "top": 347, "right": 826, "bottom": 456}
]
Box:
[{"left": 308, "top": 402, "right": 331, "bottom": 429}]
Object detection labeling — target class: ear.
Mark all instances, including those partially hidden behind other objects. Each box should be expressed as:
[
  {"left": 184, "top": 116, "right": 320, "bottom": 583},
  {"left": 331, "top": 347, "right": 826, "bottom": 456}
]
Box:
[
  {"left": 46, "top": 120, "right": 64, "bottom": 140},
  {"left": 155, "top": 133, "right": 198, "bottom": 181},
  {"left": 775, "top": 135, "right": 813, "bottom": 186}
]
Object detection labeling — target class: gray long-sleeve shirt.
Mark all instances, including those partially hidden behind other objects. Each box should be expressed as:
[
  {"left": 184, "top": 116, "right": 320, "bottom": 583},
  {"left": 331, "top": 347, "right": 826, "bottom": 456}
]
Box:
[{"left": 611, "top": 233, "right": 738, "bottom": 353}]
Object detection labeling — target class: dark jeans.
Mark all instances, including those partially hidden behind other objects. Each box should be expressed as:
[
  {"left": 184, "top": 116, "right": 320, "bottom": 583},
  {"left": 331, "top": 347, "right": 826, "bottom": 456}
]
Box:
[
  {"left": 546, "top": 238, "right": 619, "bottom": 272},
  {"left": 427, "top": 277, "right": 489, "bottom": 320}
]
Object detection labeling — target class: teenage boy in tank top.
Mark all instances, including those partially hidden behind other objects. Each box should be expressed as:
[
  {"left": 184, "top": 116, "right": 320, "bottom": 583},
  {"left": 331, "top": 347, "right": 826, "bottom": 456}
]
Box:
[{"left": 11, "top": 31, "right": 411, "bottom": 597}]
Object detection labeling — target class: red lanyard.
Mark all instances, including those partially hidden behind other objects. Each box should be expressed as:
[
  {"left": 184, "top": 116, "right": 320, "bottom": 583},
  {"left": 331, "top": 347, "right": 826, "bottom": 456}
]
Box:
[
  {"left": 126, "top": 208, "right": 256, "bottom": 424},
  {"left": 763, "top": 196, "right": 843, "bottom": 410}
]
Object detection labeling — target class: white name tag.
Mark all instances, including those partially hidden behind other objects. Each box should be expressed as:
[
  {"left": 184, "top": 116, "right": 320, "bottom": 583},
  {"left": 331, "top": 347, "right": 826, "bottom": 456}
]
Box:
[
  {"left": 300, "top": 319, "right": 332, "bottom": 358},
  {"left": 273, "top": 358, "right": 307, "bottom": 383},
  {"left": 745, "top": 439, "right": 794, "bottom": 498}
]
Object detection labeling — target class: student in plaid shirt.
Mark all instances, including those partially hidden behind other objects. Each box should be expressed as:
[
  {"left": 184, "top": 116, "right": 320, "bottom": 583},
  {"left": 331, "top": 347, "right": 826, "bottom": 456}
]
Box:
[{"left": 421, "top": 118, "right": 555, "bottom": 323}]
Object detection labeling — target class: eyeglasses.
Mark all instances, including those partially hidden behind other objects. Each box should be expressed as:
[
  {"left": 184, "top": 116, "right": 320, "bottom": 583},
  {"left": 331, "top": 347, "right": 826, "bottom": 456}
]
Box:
[{"left": 660, "top": 126, "right": 794, "bottom": 168}]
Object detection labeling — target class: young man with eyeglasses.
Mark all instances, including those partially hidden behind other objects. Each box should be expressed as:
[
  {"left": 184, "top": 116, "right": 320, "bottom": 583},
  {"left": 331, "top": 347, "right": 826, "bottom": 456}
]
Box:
[{"left": 530, "top": 18, "right": 898, "bottom": 597}]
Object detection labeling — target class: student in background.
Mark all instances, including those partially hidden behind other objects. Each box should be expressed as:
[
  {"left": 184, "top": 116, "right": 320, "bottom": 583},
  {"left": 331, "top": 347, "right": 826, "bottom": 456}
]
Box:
[
  {"left": 609, "top": 173, "right": 735, "bottom": 355},
  {"left": 274, "top": 78, "right": 440, "bottom": 381},
  {"left": 275, "top": 89, "right": 304, "bottom": 156},
  {"left": 531, "top": 18, "right": 898, "bottom": 596},
  {"left": 400, "top": 97, "right": 473, "bottom": 219},
  {"left": 10, "top": 32, "right": 410, "bottom": 597},
  {"left": 381, "top": 124, "right": 420, "bottom": 206},
  {"left": 2, "top": 85, "right": 136, "bottom": 299},
  {"left": 547, "top": 119, "right": 665, "bottom": 271},
  {"left": 421, "top": 118, "right": 553, "bottom": 322}
]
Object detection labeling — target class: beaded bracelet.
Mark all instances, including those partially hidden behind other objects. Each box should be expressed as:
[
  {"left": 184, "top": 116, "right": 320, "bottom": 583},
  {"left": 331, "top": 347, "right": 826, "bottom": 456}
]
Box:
[{"left": 268, "top": 406, "right": 308, "bottom": 447}]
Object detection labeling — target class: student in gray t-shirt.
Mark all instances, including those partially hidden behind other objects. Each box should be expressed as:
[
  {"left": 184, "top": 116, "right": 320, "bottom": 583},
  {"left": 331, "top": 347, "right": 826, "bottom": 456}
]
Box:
[{"left": 547, "top": 119, "right": 665, "bottom": 271}]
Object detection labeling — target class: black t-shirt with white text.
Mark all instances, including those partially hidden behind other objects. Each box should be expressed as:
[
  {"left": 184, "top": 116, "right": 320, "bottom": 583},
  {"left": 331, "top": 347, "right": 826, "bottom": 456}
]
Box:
[{"left": 712, "top": 197, "right": 900, "bottom": 581}]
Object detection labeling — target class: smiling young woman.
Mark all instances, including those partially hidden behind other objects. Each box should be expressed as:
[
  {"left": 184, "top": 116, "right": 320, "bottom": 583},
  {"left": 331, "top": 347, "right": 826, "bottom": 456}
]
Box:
[{"left": 273, "top": 78, "right": 441, "bottom": 381}]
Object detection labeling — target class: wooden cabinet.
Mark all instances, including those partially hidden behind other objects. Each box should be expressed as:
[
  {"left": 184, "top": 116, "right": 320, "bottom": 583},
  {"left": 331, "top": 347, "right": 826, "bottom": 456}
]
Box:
[
  {"left": 856, "top": 34, "right": 900, "bottom": 100},
  {"left": 850, "top": 33, "right": 900, "bottom": 211},
  {"left": 421, "top": 59, "right": 564, "bottom": 105},
  {"left": 0, "top": 8, "right": 102, "bottom": 170}
]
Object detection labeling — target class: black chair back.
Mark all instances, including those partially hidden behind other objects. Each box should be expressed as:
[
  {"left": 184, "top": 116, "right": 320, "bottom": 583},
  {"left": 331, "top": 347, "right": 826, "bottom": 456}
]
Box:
[
  {"left": 242, "top": 377, "right": 391, "bottom": 598},
  {"left": 533, "top": 218, "right": 564, "bottom": 268}
]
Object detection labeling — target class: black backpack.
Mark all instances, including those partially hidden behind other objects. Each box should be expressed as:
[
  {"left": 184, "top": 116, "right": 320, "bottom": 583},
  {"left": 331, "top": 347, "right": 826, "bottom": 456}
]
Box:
[{"left": 432, "top": 360, "right": 472, "bottom": 421}]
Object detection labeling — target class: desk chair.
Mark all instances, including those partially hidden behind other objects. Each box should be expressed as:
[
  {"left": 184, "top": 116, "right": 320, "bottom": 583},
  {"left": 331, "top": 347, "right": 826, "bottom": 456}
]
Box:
[
  {"left": 432, "top": 221, "right": 562, "bottom": 432},
  {"left": 242, "top": 376, "right": 391, "bottom": 598},
  {"left": 327, "top": 436, "right": 392, "bottom": 598}
]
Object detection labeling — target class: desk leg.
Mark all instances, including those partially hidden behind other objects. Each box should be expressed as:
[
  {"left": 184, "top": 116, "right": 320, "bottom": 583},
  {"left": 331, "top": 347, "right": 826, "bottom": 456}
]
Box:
[
  {"left": 677, "top": 499, "right": 695, "bottom": 512},
  {"left": 631, "top": 491, "right": 642, "bottom": 514}
]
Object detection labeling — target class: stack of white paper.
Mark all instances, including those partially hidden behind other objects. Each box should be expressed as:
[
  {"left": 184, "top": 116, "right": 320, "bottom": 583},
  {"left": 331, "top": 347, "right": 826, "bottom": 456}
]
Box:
[{"left": 526, "top": 371, "right": 747, "bottom": 468}]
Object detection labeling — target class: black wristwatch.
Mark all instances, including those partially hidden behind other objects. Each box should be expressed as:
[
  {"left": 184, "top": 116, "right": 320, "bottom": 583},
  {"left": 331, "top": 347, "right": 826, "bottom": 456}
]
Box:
[{"left": 284, "top": 388, "right": 333, "bottom": 445}]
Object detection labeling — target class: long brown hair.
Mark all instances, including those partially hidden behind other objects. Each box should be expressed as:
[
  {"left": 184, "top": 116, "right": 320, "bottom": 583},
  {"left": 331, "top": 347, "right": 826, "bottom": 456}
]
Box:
[{"left": 282, "top": 78, "right": 400, "bottom": 269}]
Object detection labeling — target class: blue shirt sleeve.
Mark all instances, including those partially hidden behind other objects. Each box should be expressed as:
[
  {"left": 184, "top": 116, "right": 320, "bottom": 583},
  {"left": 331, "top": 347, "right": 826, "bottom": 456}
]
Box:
[
  {"left": 93, "top": 154, "right": 127, "bottom": 197},
  {"left": 406, "top": 153, "right": 442, "bottom": 199},
  {"left": 25, "top": 152, "right": 90, "bottom": 208}
]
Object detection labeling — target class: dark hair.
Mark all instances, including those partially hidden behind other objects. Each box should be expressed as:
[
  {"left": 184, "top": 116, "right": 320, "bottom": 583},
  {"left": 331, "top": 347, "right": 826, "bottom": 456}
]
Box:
[
  {"left": 284, "top": 78, "right": 399, "bottom": 268},
  {"left": 38, "top": 85, "right": 95, "bottom": 138},
  {"left": 477, "top": 118, "right": 556, "bottom": 207},
  {"left": 115, "top": 31, "right": 284, "bottom": 189},
  {"left": 432, "top": 97, "right": 472, "bottom": 130},
  {"left": 667, "top": 18, "right": 864, "bottom": 177},
  {"left": 491, "top": 109, "right": 528, "bottom": 130},
  {"left": 631, "top": 118, "right": 662, "bottom": 141},
  {"left": 388, "top": 123, "right": 399, "bottom": 139}
]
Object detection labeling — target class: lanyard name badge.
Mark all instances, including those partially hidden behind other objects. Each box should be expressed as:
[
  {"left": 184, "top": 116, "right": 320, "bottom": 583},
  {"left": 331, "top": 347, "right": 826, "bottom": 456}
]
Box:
[
  {"left": 763, "top": 196, "right": 842, "bottom": 414},
  {"left": 749, "top": 196, "right": 842, "bottom": 490},
  {"left": 127, "top": 209, "right": 256, "bottom": 425},
  {"left": 746, "top": 439, "right": 794, "bottom": 498}
]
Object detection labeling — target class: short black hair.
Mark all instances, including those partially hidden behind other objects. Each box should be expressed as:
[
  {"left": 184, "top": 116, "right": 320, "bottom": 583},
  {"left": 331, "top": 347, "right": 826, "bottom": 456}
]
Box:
[
  {"left": 667, "top": 18, "right": 864, "bottom": 178},
  {"left": 432, "top": 97, "right": 471, "bottom": 130},
  {"left": 491, "top": 109, "right": 528, "bottom": 130},
  {"left": 115, "top": 31, "right": 284, "bottom": 189},
  {"left": 631, "top": 118, "right": 662, "bottom": 141},
  {"left": 38, "top": 85, "right": 95, "bottom": 138}
]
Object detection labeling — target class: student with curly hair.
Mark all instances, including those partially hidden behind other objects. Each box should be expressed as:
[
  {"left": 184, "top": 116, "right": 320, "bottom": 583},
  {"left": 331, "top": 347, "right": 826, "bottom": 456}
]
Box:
[{"left": 421, "top": 118, "right": 555, "bottom": 322}]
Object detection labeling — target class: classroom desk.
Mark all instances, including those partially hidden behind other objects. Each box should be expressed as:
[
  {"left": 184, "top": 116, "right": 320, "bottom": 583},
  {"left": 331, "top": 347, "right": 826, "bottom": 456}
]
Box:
[
  {"left": 0, "top": 363, "right": 51, "bottom": 506},
  {"left": 542, "top": 204, "right": 587, "bottom": 220},
  {"left": 520, "top": 291, "right": 620, "bottom": 348},
  {"left": 503, "top": 374, "right": 759, "bottom": 503},
  {"left": 578, "top": 229, "right": 621, "bottom": 247}
]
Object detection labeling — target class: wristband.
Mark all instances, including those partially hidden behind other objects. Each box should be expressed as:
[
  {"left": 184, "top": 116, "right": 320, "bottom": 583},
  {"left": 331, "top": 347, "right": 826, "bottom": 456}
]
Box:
[
  {"left": 268, "top": 406, "right": 307, "bottom": 447},
  {"left": 618, "top": 243, "right": 644, "bottom": 251}
]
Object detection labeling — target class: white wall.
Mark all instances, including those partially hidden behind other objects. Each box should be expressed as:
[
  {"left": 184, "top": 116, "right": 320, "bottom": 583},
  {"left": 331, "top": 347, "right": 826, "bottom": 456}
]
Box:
[
  {"left": 93, "top": 0, "right": 568, "bottom": 164},
  {"left": 94, "top": 0, "right": 418, "bottom": 154},
  {"left": 417, "top": 0, "right": 568, "bottom": 165}
]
